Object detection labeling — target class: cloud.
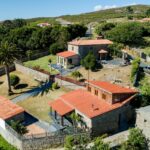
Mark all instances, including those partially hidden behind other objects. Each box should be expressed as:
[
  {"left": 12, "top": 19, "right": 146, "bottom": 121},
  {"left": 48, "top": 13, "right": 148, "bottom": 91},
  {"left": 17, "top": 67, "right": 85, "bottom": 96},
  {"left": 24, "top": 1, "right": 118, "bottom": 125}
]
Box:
[
  {"left": 129, "top": 2, "right": 137, "bottom": 6},
  {"left": 94, "top": 5, "right": 117, "bottom": 11}
]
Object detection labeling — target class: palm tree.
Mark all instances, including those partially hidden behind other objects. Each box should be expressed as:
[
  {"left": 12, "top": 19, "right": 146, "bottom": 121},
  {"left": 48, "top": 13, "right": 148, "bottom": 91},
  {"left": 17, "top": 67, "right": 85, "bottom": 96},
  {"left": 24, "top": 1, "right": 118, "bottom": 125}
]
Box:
[
  {"left": 0, "top": 41, "right": 19, "bottom": 94},
  {"left": 71, "top": 71, "right": 83, "bottom": 81}
]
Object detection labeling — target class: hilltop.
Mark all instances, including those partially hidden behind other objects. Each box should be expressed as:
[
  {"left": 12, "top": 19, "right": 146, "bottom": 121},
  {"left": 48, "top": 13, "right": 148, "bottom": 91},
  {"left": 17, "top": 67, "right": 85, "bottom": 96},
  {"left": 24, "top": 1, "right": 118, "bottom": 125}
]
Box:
[{"left": 26, "top": 4, "right": 150, "bottom": 25}]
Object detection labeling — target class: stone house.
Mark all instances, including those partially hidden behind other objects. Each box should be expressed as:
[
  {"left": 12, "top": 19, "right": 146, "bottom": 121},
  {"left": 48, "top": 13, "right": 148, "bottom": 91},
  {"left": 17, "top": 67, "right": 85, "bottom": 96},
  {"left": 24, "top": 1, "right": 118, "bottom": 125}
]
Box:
[
  {"left": 0, "top": 96, "right": 25, "bottom": 130},
  {"left": 136, "top": 106, "right": 150, "bottom": 139},
  {"left": 49, "top": 81, "right": 137, "bottom": 135},
  {"left": 57, "top": 39, "right": 113, "bottom": 69}
]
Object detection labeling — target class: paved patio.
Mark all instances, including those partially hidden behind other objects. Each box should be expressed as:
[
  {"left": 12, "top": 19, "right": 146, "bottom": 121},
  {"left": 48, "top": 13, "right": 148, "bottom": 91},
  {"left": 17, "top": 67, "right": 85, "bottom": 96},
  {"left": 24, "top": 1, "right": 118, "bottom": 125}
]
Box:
[{"left": 50, "top": 64, "right": 81, "bottom": 76}]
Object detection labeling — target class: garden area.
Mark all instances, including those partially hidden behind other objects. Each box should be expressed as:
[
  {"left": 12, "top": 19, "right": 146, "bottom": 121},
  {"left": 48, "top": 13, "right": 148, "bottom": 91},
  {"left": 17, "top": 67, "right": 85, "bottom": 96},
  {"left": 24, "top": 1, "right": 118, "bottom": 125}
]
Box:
[
  {"left": 67, "top": 65, "right": 132, "bottom": 87},
  {"left": 24, "top": 55, "right": 59, "bottom": 75},
  {"left": 0, "top": 71, "right": 39, "bottom": 99},
  {"left": 17, "top": 86, "right": 72, "bottom": 122},
  {"left": 0, "top": 135, "right": 17, "bottom": 150}
]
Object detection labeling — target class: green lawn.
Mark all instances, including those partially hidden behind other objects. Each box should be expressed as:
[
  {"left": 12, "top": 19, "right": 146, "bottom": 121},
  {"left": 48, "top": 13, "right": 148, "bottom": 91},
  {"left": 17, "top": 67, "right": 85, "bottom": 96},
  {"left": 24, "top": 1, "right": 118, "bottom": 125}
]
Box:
[
  {"left": 24, "top": 55, "right": 59, "bottom": 75},
  {"left": 0, "top": 135, "right": 17, "bottom": 150}
]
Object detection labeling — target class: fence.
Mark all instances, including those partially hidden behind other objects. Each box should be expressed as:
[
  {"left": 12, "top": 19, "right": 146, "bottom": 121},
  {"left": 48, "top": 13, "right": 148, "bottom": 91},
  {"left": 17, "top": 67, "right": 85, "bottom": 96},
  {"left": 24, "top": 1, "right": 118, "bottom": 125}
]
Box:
[{"left": 55, "top": 75, "right": 86, "bottom": 89}]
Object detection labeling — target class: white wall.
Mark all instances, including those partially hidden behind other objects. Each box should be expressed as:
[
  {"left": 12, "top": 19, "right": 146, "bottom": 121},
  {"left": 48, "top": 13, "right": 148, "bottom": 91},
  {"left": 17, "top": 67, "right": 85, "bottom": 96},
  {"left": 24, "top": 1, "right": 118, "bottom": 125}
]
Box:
[
  {"left": 0, "top": 118, "right": 6, "bottom": 130},
  {"left": 75, "top": 109, "right": 92, "bottom": 128}
]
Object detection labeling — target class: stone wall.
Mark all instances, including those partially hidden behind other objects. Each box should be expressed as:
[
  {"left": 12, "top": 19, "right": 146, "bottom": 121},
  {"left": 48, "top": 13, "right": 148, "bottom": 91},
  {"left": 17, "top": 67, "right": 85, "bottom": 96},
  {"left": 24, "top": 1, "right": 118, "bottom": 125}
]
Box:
[
  {"left": 55, "top": 76, "right": 85, "bottom": 90},
  {"left": 91, "top": 103, "right": 133, "bottom": 136},
  {"left": 15, "top": 63, "right": 50, "bottom": 82},
  {"left": 136, "top": 110, "right": 150, "bottom": 139},
  {"left": 0, "top": 124, "right": 23, "bottom": 150},
  {"left": 0, "top": 65, "right": 15, "bottom": 76}
]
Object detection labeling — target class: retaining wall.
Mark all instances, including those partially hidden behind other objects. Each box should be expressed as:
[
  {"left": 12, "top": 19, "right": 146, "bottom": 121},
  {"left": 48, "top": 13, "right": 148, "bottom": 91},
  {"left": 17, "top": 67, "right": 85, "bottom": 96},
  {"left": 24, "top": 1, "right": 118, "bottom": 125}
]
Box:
[
  {"left": 15, "top": 63, "right": 50, "bottom": 82},
  {"left": 0, "top": 124, "right": 22, "bottom": 149},
  {"left": 55, "top": 75, "right": 85, "bottom": 90},
  {"left": 0, "top": 65, "right": 15, "bottom": 76}
]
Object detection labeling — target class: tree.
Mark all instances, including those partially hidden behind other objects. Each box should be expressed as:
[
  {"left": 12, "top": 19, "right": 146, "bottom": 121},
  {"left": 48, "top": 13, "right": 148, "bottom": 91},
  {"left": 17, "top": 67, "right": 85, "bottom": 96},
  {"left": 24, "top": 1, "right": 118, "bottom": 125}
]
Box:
[
  {"left": 64, "top": 134, "right": 90, "bottom": 150},
  {"left": 13, "top": 19, "right": 27, "bottom": 28},
  {"left": 120, "top": 128, "right": 148, "bottom": 150},
  {"left": 130, "top": 58, "right": 141, "bottom": 84},
  {"left": 10, "top": 120, "right": 28, "bottom": 135},
  {"left": 95, "top": 22, "right": 115, "bottom": 36},
  {"left": 49, "top": 42, "right": 63, "bottom": 55},
  {"left": 10, "top": 74, "right": 20, "bottom": 88},
  {"left": 71, "top": 71, "right": 83, "bottom": 81},
  {"left": 146, "top": 8, "right": 150, "bottom": 17},
  {"left": 81, "top": 52, "right": 96, "bottom": 71},
  {"left": 106, "top": 22, "right": 144, "bottom": 46},
  {"left": 70, "top": 112, "right": 81, "bottom": 131},
  {"left": 0, "top": 41, "right": 19, "bottom": 94},
  {"left": 67, "top": 24, "right": 87, "bottom": 40},
  {"left": 126, "top": 6, "right": 134, "bottom": 14},
  {"left": 140, "top": 77, "right": 150, "bottom": 106},
  {"left": 91, "top": 137, "right": 110, "bottom": 150},
  {"left": 108, "top": 42, "right": 124, "bottom": 57},
  {"left": 26, "top": 50, "right": 34, "bottom": 60}
]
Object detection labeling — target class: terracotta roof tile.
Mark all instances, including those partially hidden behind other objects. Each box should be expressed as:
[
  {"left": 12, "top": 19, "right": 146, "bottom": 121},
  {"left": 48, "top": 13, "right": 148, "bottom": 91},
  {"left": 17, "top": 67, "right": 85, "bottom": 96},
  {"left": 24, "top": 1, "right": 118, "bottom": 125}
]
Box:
[
  {"left": 68, "top": 39, "right": 113, "bottom": 46},
  {"left": 49, "top": 89, "right": 136, "bottom": 119},
  {"left": 57, "top": 51, "right": 77, "bottom": 58},
  {"left": 49, "top": 99, "right": 73, "bottom": 116},
  {"left": 0, "top": 96, "right": 25, "bottom": 120},
  {"left": 88, "top": 81, "right": 137, "bottom": 94}
]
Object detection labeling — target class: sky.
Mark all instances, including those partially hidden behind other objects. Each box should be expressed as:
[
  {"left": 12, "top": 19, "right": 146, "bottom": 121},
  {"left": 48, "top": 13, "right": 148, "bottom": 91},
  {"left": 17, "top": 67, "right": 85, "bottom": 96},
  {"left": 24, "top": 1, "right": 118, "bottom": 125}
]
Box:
[{"left": 0, "top": 0, "right": 150, "bottom": 21}]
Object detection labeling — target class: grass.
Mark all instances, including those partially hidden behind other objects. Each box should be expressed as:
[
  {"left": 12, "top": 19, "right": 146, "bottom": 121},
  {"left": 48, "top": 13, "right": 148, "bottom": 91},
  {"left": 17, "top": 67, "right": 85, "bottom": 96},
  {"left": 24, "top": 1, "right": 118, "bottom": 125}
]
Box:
[
  {"left": 0, "top": 135, "right": 17, "bottom": 150},
  {"left": 17, "top": 87, "right": 72, "bottom": 122},
  {"left": 24, "top": 55, "right": 59, "bottom": 75},
  {"left": 60, "top": 5, "right": 150, "bottom": 24},
  {"left": 67, "top": 65, "right": 132, "bottom": 87},
  {"left": 0, "top": 71, "right": 39, "bottom": 99}
]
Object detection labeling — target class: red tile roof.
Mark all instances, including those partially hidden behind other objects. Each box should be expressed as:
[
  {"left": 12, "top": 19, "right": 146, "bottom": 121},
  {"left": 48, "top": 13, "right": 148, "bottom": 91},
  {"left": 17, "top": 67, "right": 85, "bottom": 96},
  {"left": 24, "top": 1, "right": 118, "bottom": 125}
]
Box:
[
  {"left": 49, "top": 99, "right": 73, "bottom": 116},
  {"left": 57, "top": 51, "right": 77, "bottom": 58},
  {"left": 68, "top": 39, "right": 113, "bottom": 46},
  {"left": 0, "top": 96, "right": 25, "bottom": 120},
  {"left": 49, "top": 89, "right": 136, "bottom": 119},
  {"left": 88, "top": 81, "right": 137, "bottom": 94}
]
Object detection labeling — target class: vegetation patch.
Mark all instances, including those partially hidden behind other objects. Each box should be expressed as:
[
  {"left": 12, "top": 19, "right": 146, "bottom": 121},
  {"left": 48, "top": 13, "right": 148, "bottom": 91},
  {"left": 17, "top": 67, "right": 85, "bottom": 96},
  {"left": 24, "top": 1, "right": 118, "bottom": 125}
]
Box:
[
  {"left": 24, "top": 55, "right": 58, "bottom": 75},
  {"left": 0, "top": 135, "right": 17, "bottom": 150}
]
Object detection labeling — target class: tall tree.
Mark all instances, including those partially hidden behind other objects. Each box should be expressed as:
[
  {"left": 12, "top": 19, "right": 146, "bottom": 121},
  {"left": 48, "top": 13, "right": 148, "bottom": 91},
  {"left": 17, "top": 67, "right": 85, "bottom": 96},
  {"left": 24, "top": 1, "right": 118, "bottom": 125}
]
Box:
[
  {"left": 0, "top": 41, "right": 19, "bottom": 94},
  {"left": 120, "top": 128, "right": 148, "bottom": 150}
]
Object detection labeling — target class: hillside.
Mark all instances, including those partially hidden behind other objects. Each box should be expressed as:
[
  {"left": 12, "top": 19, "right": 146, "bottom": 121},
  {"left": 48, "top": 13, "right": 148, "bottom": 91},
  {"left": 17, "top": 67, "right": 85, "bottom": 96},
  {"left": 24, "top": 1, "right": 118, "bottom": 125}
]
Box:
[
  {"left": 59, "top": 5, "right": 150, "bottom": 24},
  {"left": 25, "top": 5, "right": 150, "bottom": 26}
]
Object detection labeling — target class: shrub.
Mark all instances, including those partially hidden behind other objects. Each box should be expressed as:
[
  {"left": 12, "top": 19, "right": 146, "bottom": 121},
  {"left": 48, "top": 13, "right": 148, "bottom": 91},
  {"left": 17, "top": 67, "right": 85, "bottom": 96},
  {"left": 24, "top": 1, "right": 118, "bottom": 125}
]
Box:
[
  {"left": 10, "top": 120, "right": 28, "bottom": 135},
  {"left": 71, "top": 71, "right": 83, "bottom": 81},
  {"left": 52, "top": 82, "right": 59, "bottom": 90},
  {"left": 26, "top": 50, "right": 33, "bottom": 60},
  {"left": 49, "top": 43, "right": 62, "bottom": 55},
  {"left": 10, "top": 74, "right": 20, "bottom": 88}
]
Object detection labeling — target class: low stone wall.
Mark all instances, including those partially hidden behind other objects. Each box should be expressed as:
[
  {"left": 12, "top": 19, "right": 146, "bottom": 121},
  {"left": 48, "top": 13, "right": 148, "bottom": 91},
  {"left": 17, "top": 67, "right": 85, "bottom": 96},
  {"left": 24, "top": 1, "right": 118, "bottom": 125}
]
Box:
[
  {"left": 0, "top": 65, "right": 16, "bottom": 76},
  {"left": 55, "top": 75, "right": 85, "bottom": 90},
  {"left": 0, "top": 124, "right": 22, "bottom": 149},
  {"left": 15, "top": 63, "right": 50, "bottom": 82}
]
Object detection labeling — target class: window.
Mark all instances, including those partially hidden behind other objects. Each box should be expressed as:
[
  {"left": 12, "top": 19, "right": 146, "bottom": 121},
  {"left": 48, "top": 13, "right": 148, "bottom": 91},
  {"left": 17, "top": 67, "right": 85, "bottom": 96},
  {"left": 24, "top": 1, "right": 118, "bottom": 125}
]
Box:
[
  {"left": 72, "top": 46, "right": 74, "bottom": 51},
  {"left": 102, "top": 94, "right": 106, "bottom": 100},
  {"left": 95, "top": 90, "right": 98, "bottom": 96},
  {"left": 88, "top": 87, "right": 91, "bottom": 92}
]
